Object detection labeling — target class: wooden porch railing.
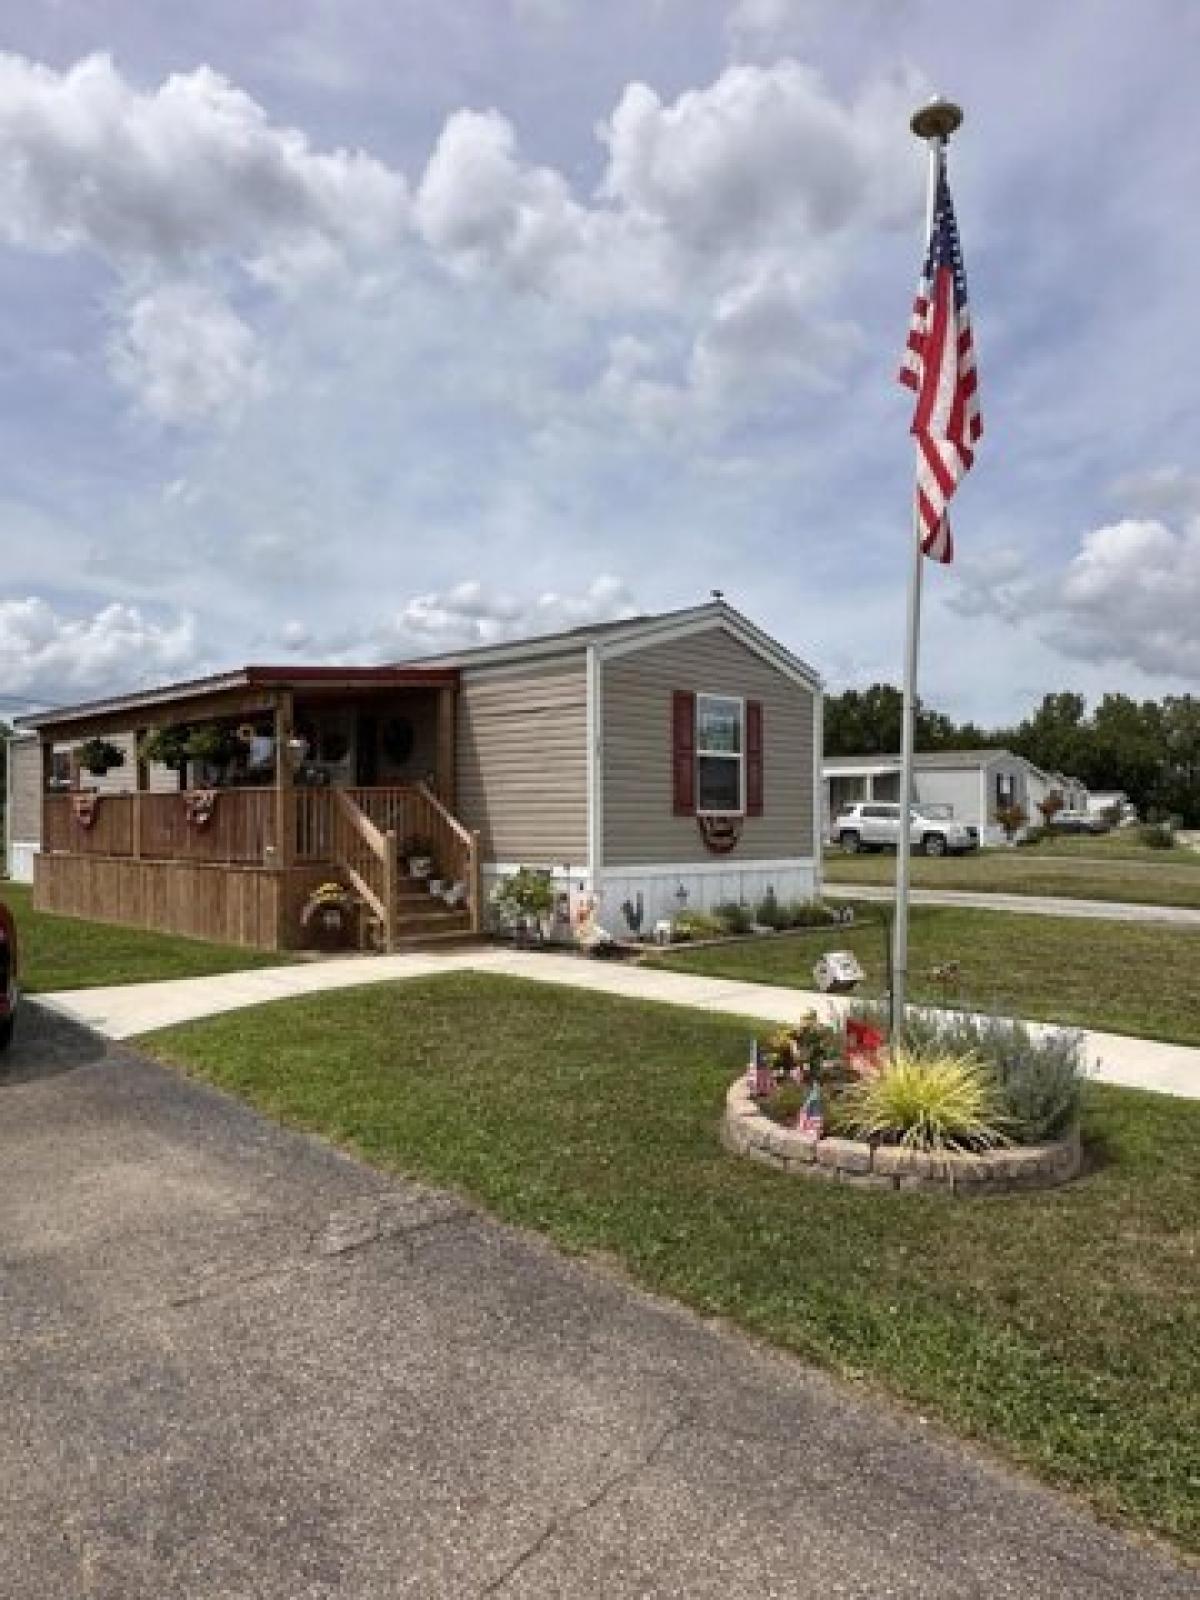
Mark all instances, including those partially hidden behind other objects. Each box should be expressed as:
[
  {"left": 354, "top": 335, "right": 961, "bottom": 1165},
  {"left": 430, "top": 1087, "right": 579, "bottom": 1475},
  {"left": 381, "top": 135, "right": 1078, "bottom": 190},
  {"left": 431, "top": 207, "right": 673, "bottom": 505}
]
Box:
[
  {"left": 43, "top": 792, "right": 135, "bottom": 857},
  {"left": 330, "top": 789, "right": 395, "bottom": 937},
  {"left": 42, "top": 781, "right": 482, "bottom": 940}
]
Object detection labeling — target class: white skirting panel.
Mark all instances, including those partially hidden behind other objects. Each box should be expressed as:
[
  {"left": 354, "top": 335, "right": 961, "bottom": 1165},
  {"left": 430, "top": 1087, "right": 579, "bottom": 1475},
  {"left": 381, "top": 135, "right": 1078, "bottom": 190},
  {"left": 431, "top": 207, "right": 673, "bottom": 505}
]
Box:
[
  {"left": 6, "top": 841, "right": 37, "bottom": 884},
  {"left": 596, "top": 859, "right": 818, "bottom": 937}
]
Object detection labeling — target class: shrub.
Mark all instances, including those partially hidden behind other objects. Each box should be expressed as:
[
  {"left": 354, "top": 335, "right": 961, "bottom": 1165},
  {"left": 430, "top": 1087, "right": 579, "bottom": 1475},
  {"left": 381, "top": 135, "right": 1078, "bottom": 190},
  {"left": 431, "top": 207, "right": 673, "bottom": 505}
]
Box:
[
  {"left": 995, "top": 802, "right": 1028, "bottom": 841},
  {"left": 781, "top": 900, "right": 839, "bottom": 928},
  {"left": 761, "top": 1082, "right": 806, "bottom": 1126},
  {"left": 1138, "top": 822, "right": 1175, "bottom": 850},
  {"left": 837, "top": 1048, "right": 1008, "bottom": 1152},
  {"left": 1015, "top": 825, "right": 1046, "bottom": 848},
  {"left": 845, "top": 1001, "right": 1086, "bottom": 1143},
  {"left": 754, "top": 887, "right": 788, "bottom": 930},
  {"left": 714, "top": 901, "right": 753, "bottom": 935},
  {"left": 492, "top": 867, "right": 555, "bottom": 923},
  {"left": 672, "top": 909, "right": 725, "bottom": 941}
]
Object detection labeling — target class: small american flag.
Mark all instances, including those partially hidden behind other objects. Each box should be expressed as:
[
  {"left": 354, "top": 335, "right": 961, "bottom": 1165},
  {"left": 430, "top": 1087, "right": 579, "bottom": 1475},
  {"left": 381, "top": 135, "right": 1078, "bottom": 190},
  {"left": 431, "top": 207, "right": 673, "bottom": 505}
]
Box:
[{"left": 898, "top": 151, "right": 982, "bottom": 564}]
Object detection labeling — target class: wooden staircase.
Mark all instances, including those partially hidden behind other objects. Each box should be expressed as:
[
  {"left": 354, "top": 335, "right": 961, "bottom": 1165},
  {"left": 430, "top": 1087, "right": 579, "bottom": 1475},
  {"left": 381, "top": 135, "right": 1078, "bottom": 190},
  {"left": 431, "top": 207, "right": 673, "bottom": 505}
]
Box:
[
  {"left": 330, "top": 782, "right": 481, "bottom": 953},
  {"left": 389, "top": 874, "right": 475, "bottom": 947}
]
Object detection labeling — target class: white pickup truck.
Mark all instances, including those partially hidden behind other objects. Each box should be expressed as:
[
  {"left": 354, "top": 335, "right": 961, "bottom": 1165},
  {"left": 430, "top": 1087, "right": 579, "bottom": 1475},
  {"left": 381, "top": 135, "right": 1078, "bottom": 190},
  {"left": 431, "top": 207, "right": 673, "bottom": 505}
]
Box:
[{"left": 830, "top": 802, "right": 979, "bottom": 857}]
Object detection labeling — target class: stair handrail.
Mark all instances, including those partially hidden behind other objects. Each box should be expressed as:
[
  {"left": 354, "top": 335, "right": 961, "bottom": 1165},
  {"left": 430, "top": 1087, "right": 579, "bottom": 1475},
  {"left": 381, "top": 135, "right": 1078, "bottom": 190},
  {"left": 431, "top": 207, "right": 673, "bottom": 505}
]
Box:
[
  {"left": 412, "top": 781, "right": 474, "bottom": 847},
  {"left": 331, "top": 789, "right": 391, "bottom": 933}
]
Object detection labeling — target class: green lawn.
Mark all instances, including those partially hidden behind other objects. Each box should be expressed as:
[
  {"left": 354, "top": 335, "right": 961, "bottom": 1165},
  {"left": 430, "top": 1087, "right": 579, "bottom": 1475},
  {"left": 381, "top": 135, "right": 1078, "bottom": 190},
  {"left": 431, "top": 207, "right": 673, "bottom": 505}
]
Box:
[
  {"left": 646, "top": 906, "right": 1200, "bottom": 1046},
  {"left": 823, "top": 841, "right": 1200, "bottom": 909},
  {"left": 1030, "top": 831, "right": 1200, "bottom": 864},
  {"left": 143, "top": 973, "right": 1200, "bottom": 1552},
  {"left": 3, "top": 882, "right": 298, "bottom": 993}
]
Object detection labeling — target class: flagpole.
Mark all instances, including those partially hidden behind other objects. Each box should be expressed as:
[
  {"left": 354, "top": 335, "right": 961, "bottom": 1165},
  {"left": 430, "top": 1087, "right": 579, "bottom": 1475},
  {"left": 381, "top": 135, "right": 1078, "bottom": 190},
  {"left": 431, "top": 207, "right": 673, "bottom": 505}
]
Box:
[{"left": 891, "top": 96, "right": 963, "bottom": 1037}]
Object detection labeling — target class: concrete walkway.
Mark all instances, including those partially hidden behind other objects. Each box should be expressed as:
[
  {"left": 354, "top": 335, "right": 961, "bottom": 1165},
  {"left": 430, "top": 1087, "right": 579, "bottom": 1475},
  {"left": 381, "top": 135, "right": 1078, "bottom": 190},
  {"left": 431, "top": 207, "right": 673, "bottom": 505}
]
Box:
[
  {"left": 831, "top": 882, "right": 1200, "bottom": 926},
  {"left": 36, "top": 945, "right": 1200, "bottom": 1101},
  {"left": 4, "top": 1007, "right": 1192, "bottom": 1599}
]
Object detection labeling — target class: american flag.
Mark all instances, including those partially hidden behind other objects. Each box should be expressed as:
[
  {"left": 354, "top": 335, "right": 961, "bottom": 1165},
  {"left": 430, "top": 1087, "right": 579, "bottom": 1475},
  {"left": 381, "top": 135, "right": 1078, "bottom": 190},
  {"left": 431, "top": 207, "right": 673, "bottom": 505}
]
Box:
[{"left": 898, "top": 151, "right": 982, "bottom": 564}]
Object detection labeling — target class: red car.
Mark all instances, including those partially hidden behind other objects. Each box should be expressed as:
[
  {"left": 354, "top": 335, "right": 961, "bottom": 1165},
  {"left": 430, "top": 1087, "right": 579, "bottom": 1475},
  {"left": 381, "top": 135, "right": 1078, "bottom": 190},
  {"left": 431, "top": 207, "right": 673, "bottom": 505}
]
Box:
[{"left": 0, "top": 899, "right": 18, "bottom": 1050}]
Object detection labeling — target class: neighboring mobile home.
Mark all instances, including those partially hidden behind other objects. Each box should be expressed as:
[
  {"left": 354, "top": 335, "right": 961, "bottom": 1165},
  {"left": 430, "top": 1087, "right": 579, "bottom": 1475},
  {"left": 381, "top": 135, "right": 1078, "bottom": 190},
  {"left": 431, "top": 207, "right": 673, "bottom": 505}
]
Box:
[
  {"left": 9, "top": 601, "right": 824, "bottom": 948},
  {"left": 822, "top": 748, "right": 1085, "bottom": 845}
]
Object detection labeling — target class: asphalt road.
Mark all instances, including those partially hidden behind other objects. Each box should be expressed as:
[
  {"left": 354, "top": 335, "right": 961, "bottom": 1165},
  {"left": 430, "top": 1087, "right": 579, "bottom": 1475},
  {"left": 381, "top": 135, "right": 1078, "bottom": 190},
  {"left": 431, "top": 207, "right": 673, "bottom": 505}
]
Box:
[{"left": 1, "top": 1003, "right": 1195, "bottom": 1599}]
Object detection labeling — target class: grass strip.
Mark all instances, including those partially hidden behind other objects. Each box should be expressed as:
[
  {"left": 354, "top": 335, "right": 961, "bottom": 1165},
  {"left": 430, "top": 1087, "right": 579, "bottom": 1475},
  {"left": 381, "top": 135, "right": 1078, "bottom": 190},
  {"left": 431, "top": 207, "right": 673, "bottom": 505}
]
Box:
[{"left": 144, "top": 972, "right": 1200, "bottom": 1552}]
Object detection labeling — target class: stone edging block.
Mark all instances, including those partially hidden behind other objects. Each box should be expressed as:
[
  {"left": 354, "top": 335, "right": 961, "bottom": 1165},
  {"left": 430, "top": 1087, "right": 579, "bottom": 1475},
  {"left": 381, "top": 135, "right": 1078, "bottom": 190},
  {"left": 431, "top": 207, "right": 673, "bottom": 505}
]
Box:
[{"left": 722, "top": 1078, "right": 1081, "bottom": 1194}]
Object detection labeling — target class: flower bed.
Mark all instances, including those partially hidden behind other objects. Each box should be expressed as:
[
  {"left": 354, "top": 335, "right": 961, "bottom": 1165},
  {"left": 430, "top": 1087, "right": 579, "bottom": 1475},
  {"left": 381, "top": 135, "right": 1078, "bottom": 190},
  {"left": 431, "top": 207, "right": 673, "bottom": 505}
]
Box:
[
  {"left": 722, "top": 1077, "right": 1081, "bottom": 1192},
  {"left": 721, "top": 1010, "right": 1085, "bottom": 1194}
]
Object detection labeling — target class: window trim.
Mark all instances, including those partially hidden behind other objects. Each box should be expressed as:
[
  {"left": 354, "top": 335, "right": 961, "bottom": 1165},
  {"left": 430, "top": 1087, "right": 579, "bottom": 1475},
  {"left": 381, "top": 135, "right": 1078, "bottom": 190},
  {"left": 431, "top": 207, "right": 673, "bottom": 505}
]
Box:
[{"left": 694, "top": 692, "right": 745, "bottom": 817}]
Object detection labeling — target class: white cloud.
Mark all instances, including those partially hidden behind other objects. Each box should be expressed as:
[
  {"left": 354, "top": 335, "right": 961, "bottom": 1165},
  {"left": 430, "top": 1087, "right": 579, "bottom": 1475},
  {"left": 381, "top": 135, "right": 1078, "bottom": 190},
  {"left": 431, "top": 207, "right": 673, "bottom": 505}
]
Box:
[
  {"left": 1053, "top": 517, "right": 1200, "bottom": 678},
  {"left": 107, "top": 282, "right": 266, "bottom": 424},
  {"left": 598, "top": 60, "right": 920, "bottom": 258},
  {"left": 0, "top": 598, "right": 199, "bottom": 701},
  {"left": 691, "top": 267, "right": 863, "bottom": 401},
  {"left": 0, "top": 52, "right": 407, "bottom": 270},
  {"left": 376, "top": 575, "right": 639, "bottom": 656},
  {"left": 597, "top": 269, "right": 863, "bottom": 439},
  {"left": 414, "top": 109, "right": 599, "bottom": 294},
  {"left": 950, "top": 515, "right": 1200, "bottom": 682}
]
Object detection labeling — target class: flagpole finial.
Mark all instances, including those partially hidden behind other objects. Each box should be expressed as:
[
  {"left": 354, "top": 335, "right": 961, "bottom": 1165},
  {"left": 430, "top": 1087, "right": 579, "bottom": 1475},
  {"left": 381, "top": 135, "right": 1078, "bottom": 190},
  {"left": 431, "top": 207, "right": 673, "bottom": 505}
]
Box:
[{"left": 910, "top": 97, "right": 963, "bottom": 141}]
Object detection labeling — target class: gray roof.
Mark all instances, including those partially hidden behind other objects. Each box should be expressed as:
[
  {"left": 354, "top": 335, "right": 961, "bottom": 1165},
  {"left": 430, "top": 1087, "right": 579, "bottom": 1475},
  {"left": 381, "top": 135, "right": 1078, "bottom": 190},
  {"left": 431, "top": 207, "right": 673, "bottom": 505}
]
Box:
[
  {"left": 824, "top": 749, "right": 1013, "bottom": 771},
  {"left": 397, "top": 609, "right": 666, "bottom": 667},
  {"left": 400, "top": 599, "right": 823, "bottom": 688}
]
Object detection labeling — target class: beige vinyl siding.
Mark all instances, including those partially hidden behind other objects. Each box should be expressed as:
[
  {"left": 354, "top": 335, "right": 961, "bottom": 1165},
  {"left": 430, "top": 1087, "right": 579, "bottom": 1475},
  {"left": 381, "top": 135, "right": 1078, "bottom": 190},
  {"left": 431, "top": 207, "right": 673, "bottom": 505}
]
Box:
[
  {"left": 456, "top": 656, "right": 589, "bottom": 864},
  {"left": 603, "top": 627, "right": 814, "bottom": 865},
  {"left": 9, "top": 738, "right": 42, "bottom": 843}
]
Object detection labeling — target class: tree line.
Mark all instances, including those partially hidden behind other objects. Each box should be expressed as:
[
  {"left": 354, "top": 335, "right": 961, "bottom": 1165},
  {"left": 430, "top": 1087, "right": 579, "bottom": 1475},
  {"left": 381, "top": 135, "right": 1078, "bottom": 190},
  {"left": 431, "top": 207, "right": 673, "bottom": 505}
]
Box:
[{"left": 824, "top": 686, "right": 1200, "bottom": 826}]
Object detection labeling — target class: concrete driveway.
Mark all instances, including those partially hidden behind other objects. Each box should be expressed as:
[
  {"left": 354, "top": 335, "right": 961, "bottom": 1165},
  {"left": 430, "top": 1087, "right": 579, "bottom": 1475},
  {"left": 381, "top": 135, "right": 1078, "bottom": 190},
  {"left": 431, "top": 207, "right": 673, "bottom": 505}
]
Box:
[{"left": 1, "top": 1005, "right": 1194, "bottom": 1599}]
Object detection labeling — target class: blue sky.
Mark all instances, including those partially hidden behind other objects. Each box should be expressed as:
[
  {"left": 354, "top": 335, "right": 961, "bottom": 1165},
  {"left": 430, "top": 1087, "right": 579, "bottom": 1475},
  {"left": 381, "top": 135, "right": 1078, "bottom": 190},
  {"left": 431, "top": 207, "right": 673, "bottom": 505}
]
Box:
[{"left": 1, "top": 0, "right": 1197, "bottom": 721}]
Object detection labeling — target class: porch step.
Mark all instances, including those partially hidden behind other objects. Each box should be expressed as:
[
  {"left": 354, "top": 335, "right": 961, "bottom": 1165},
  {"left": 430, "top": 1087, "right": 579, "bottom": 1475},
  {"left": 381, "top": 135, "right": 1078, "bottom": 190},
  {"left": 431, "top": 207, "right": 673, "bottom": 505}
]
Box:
[
  {"left": 388, "top": 928, "right": 481, "bottom": 951},
  {"left": 393, "top": 901, "right": 469, "bottom": 923},
  {"left": 393, "top": 909, "right": 472, "bottom": 937}
]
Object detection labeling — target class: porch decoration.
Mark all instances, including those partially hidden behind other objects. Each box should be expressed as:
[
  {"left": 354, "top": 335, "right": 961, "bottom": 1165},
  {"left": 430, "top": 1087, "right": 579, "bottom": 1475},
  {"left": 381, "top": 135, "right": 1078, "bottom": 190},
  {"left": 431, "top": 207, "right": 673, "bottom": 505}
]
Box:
[
  {"left": 404, "top": 836, "right": 435, "bottom": 878},
  {"left": 77, "top": 738, "right": 126, "bottom": 777},
  {"left": 185, "top": 789, "right": 218, "bottom": 829},
  {"left": 696, "top": 814, "right": 743, "bottom": 854},
  {"left": 300, "top": 881, "right": 357, "bottom": 951},
  {"left": 72, "top": 792, "right": 100, "bottom": 829}
]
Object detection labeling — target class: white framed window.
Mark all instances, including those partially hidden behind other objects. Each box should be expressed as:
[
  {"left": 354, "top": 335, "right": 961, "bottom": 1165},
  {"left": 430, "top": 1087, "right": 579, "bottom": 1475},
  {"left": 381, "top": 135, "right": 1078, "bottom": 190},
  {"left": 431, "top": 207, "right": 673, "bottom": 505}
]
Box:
[{"left": 696, "top": 694, "right": 744, "bottom": 814}]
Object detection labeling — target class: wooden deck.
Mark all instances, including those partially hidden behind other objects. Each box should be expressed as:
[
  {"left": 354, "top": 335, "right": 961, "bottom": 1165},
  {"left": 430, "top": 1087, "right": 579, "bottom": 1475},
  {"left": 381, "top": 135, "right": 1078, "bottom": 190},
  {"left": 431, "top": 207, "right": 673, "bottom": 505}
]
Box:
[{"left": 35, "top": 784, "right": 481, "bottom": 951}]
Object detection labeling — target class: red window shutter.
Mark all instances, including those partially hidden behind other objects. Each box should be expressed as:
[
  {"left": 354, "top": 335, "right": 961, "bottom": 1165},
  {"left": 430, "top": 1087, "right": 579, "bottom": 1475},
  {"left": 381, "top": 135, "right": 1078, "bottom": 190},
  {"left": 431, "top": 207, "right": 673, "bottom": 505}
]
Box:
[
  {"left": 746, "top": 699, "right": 764, "bottom": 816},
  {"left": 672, "top": 690, "right": 696, "bottom": 815}
]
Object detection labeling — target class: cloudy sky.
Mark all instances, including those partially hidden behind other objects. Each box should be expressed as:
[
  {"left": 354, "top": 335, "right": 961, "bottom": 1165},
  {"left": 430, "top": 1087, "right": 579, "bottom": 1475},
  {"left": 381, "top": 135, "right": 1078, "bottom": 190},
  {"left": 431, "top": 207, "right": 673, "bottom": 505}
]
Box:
[{"left": 1, "top": 0, "right": 1197, "bottom": 722}]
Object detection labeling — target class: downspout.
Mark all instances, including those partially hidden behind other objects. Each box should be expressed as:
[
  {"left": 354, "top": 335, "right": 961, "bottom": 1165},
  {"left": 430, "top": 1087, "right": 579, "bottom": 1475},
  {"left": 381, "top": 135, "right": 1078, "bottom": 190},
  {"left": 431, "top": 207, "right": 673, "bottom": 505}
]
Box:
[
  {"left": 585, "top": 644, "right": 603, "bottom": 894},
  {"left": 811, "top": 687, "right": 824, "bottom": 899}
]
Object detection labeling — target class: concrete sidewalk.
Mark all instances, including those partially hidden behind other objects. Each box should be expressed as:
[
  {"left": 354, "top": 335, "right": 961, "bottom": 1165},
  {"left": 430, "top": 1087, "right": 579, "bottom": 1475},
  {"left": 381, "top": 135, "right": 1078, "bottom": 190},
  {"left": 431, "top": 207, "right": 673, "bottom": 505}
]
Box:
[
  {"left": 831, "top": 883, "right": 1200, "bottom": 926},
  {"left": 35, "top": 945, "right": 1200, "bottom": 1101}
]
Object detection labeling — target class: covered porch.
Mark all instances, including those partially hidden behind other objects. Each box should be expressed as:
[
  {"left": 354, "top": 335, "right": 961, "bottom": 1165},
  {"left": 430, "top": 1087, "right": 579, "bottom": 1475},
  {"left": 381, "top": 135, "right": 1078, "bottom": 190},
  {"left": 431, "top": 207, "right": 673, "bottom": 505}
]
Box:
[{"left": 25, "top": 665, "right": 482, "bottom": 952}]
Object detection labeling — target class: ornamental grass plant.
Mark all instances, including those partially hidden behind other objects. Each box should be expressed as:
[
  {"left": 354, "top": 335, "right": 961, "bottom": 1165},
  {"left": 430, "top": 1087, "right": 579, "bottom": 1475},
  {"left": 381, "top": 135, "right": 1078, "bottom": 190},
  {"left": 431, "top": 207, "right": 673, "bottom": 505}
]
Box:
[{"left": 836, "top": 1047, "right": 1009, "bottom": 1153}]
